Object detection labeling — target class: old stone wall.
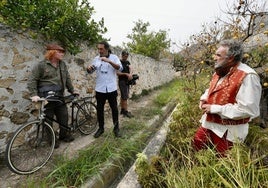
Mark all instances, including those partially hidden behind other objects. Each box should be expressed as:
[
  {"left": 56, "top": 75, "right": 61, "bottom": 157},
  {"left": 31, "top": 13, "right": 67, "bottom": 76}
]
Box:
[{"left": 0, "top": 24, "right": 176, "bottom": 153}]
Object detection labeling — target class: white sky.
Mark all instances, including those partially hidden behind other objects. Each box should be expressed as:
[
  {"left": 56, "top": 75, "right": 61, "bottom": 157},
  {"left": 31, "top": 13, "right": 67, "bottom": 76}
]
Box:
[{"left": 88, "top": 0, "right": 233, "bottom": 51}]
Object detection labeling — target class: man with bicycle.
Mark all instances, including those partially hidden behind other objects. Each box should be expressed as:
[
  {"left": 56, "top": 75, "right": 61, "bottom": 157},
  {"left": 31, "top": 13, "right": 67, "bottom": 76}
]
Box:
[{"left": 27, "top": 44, "right": 77, "bottom": 148}]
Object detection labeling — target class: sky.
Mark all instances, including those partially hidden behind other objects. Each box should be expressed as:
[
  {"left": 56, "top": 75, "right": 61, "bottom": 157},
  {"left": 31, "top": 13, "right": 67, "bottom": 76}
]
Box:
[{"left": 88, "top": 0, "right": 233, "bottom": 52}]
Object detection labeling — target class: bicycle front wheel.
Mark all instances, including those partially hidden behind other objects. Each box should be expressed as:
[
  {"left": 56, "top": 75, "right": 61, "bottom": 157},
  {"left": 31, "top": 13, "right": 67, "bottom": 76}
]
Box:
[
  {"left": 76, "top": 101, "right": 98, "bottom": 135},
  {"left": 5, "top": 120, "right": 55, "bottom": 175}
]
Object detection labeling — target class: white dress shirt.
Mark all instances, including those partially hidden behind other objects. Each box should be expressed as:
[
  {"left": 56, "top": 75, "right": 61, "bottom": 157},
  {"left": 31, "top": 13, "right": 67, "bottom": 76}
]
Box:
[
  {"left": 91, "top": 54, "right": 123, "bottom": 93},
  {"left": 200, "top": 63, "right": 262, "bottom": 142}
]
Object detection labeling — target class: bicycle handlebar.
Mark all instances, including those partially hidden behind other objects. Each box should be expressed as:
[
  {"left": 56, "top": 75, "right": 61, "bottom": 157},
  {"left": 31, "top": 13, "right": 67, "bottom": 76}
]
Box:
[{"left": 36, "top": 92, "right": 79, "bottom": 103}]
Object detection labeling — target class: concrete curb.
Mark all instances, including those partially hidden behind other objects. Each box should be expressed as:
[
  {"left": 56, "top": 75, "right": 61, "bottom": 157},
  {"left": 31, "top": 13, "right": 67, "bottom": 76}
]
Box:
[{"left": 81, "top": 101, "right": 178, "bottom": 188}]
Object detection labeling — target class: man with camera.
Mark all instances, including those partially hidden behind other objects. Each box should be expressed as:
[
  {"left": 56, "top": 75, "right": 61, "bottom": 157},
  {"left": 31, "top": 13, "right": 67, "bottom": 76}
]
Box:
[{"left": 117, "top": 50, "right": 135, "bottom": 118}]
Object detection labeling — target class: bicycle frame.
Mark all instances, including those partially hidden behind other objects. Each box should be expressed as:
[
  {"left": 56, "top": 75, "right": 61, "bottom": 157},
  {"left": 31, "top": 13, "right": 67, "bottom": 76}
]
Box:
[{"left": 40, "top": 94, "right": 95, "bottom": 132}]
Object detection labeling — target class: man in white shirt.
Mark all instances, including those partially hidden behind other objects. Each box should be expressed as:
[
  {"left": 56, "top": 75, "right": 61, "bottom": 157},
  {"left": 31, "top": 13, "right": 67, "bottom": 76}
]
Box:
[
  {"left": 87, "top": 41, "right": 123, "bottom": 138},
  {"left": 192, "top": 39, "right": 262, "bottom": 157}
]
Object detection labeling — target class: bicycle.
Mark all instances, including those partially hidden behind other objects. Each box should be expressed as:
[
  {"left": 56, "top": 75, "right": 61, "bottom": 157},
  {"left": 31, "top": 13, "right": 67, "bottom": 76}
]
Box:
[{"left": 5, "top": 91, "right": 98, "bottom": 175}]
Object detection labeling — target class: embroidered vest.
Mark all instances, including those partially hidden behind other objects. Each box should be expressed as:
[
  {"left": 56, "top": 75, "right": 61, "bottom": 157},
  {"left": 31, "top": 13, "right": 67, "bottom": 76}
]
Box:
[{"left": 206, "top": 65, "right": 250, "bottom": 125}]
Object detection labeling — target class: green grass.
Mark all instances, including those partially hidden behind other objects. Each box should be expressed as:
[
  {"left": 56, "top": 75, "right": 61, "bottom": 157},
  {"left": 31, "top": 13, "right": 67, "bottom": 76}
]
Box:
[
  {"left": 24, "top": 129, "right": 147, "bottom": 187},
  {"left": 153, "top": 79, "right": 181, "bottom": 107},
  {"left": 153, "top": 144, "right": 268, "bottom": 188},
  {"left": 46, "top": 135, "right": 145, "bottom": 187}
]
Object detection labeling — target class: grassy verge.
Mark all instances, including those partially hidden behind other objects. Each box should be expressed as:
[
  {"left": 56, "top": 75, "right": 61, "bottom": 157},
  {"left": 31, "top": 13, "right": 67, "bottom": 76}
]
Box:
[
  {"left": 135, "top": 75, "right": 268, "bottom": 187},
  {"left": 24, "top": 78, "right": 182, "bottom": 187}
]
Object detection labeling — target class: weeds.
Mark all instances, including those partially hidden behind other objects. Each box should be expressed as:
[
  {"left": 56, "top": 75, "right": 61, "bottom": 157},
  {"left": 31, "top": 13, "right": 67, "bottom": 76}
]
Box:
[{"left": 45, "top": 135, "right": 144, "bottom": 187}]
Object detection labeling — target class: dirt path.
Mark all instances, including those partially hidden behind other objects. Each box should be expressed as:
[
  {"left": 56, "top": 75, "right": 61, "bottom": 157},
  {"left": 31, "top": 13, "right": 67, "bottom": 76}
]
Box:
[{"left": 0, "top": 90, "right": 160, "bottom": 188}]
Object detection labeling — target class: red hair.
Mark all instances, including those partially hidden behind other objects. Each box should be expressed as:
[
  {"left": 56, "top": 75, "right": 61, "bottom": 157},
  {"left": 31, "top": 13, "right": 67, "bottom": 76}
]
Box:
[{"left": 44, "top": 50, "right": 57, "bottom": 61}]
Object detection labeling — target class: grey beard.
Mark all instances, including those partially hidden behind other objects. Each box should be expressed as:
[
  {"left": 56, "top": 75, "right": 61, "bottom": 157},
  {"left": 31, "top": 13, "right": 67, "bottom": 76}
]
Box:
[
  {"left": 215, "top": 66, "right": 230, "bottom": 77},
  {"left": 215, "top": 62, "right": 236, "bottom": 77}
]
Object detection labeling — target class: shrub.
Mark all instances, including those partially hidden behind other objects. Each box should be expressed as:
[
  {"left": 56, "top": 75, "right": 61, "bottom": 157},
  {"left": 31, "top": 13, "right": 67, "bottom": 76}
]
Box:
[{"left": 0, "top": 0, "right": 107, "bottom": 54}]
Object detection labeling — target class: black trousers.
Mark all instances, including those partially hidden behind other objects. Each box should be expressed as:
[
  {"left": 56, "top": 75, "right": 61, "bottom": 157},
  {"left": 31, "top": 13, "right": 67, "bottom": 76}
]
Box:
[
  {"left": 96, "top": 90, "right": 119, "bottom": 129},
  {"left": 44, "top": 101, "right": 69, "bottom": 137}
]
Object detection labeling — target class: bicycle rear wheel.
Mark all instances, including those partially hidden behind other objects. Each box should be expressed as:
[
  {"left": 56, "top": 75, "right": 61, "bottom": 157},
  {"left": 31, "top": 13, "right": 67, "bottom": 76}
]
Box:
[
  {"left": 76, "top": 101, "right": 98, "bottom": 135},
  {"left": 5, "top": 120, "right": 55, "bottom": 175}
]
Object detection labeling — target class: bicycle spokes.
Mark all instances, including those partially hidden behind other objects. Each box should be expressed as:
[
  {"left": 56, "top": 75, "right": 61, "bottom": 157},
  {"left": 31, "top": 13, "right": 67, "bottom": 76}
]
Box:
[
  {"left": 76, "top": 102, "right": 97, "bottom": 135},
  {"left": 5, "top": 121, "right": 55, "bottom": 175}
]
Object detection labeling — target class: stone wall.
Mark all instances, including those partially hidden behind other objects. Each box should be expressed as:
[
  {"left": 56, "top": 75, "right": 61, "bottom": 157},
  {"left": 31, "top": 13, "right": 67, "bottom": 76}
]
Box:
[{"left": 0, "top": 24, "right": 176, "bottom": 153}]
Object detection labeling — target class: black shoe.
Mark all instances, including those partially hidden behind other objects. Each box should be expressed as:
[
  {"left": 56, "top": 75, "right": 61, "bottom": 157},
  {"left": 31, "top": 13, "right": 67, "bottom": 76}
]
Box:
[
  {"left": 54, "top": 139, "right": 60, "bottom": 149},
  {"left": 59, "top": 135, "right": 75, "bottom": 142},
  {"left": 120, "top": 109, "right": 125, "bottom": 115},
  {"left": 113, "top": 128, "right": 121, "bottom": 138},
  {"left": 123, "top": 111, "right": 134, "bottom": 118},
  {"left": 94, "top": 128, "right": 104, "bottom": 138},
  {"left": 260, "top": 122, "right": 268, "bottom": 129}
]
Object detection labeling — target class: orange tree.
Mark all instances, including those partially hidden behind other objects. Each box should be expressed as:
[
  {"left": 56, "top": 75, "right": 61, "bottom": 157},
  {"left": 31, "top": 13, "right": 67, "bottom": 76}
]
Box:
[
  {"left": 0, "top": 0, "right": 107, "bottom": 54},
  {"left": 175, "top": 0, "right": 268, "bottom": 78}
]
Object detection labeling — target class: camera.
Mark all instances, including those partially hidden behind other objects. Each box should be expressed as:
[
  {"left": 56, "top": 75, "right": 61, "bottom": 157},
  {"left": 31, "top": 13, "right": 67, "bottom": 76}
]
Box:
[
  {"left": 87, "top": 65, "right": 96, "bottom": 74},
  {"left": 127, "top": 74, "right": 139, "bottom": 85}
]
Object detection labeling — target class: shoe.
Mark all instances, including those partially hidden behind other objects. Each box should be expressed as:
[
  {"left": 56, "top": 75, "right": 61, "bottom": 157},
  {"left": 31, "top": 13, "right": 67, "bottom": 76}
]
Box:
[
  {"left": 113, "top": 128, "right": 121, "bottom": 138},
  {"left": 59, "top": 135, "right": 75, "bottom": 142},
  {"left": 94, "top": 128, "right": 104, "bottom": 138},
  {"left": 260, "top": 122, "right": 268, "bottom": 129},
  {"left": 54, "top": 139, "right": 60, "bottom": 149},
  {"left": 120, "top": 109, "right": 125, "bottom": 115},
  {"left": 123, "top": 111, "right": 134, "bottom": 118}
]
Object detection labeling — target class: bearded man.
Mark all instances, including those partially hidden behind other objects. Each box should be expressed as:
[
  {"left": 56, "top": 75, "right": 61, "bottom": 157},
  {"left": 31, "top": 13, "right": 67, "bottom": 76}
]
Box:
[{"left": 192, "top": 39, "right": 262, "bottom": 156}]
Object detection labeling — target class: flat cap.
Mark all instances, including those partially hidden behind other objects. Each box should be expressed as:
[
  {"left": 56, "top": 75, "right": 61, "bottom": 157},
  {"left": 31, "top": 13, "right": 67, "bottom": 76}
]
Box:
[{"left": 46, "top": 44, "right": 65, "bottom": 52}]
